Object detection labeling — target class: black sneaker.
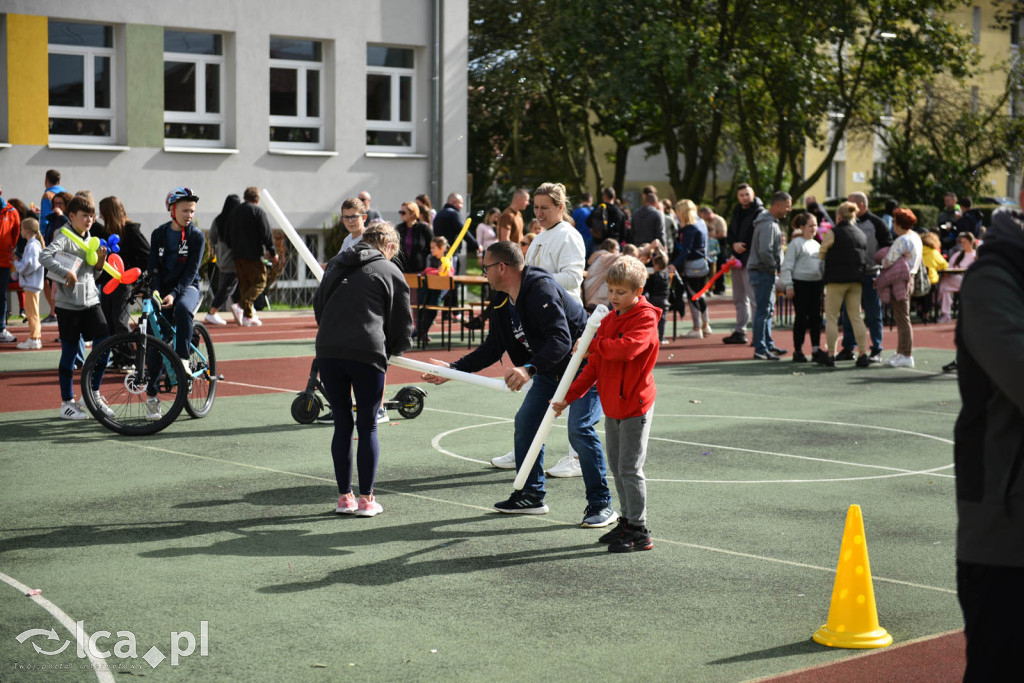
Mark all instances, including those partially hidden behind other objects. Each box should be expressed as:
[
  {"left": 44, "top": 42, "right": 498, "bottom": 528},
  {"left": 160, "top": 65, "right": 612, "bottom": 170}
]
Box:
[
  {"left": 769, "top": 346, "right": 788, "bottom": 356},
  {"left": 822, "top": 356, "right": 837, "bottom": 368},
  {"left": 608, "top": 525, "right": 653, "bottom": 553},
  {"left": 835, "top": 348, "right": 856, "bottom": 362},
  {"left": 855, "top": 354, "right": 872, "bottom": 368},
  {"left": 942, "top": 360, "right": 958, "bottom": 373},
  {"left": 753, "top": 351, "right": 780, "bottom": 361},
  {"left": 868, "top": 351, "right": 883, "bottom": 363},
  {"left": 792, "top": 351, "right": 808, "bottom": 363},
  {"left": 598, "top": 517, "right": 630, "bottom": 543},
  {"left": 494, "top": 490, "right": 549, "bottom": 515},
  {"left": 722, "top": 331, "right": 748, "bottom": 345},
  {"left": 811, "top": 349, "right": 830, "bottom": 365},
  {"left": 316, "top": 410, "right": 334, "bottom": 424}
]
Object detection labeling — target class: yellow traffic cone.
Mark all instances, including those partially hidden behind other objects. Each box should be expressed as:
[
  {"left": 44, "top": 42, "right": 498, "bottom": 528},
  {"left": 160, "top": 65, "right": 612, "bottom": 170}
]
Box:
[{"left": 812, "top": 504, "right": 893, "bottom": 649}]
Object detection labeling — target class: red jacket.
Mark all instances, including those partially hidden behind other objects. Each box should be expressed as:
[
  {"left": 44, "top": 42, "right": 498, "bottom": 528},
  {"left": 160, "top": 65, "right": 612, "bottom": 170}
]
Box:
[
  {"left": 0, "top": 203, "right": 21, "bottom": 268},
  {"left": 564, "top": 295, "right": 660, "bottom": 419}
]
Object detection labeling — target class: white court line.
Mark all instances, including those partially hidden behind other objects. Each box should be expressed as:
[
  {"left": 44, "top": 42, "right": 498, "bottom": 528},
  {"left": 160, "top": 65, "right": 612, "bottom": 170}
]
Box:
[
  {"left": 0, "top": 571, "right": 115, "bottom": 683},
  {"left": 119, "top": 441, "right": 954, "bottom": 596},
  {"left": 686, "top": 381, "right": 958, "bottom": 416}
]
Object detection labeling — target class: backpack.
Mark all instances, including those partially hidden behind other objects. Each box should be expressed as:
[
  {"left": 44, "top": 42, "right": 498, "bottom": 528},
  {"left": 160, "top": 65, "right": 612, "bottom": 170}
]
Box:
[
  {"left": 913, "top": 263, "right": 931, "bottom": 297},
  {"left": 588, "top": 204, "right": 608, "bottom": 241}
]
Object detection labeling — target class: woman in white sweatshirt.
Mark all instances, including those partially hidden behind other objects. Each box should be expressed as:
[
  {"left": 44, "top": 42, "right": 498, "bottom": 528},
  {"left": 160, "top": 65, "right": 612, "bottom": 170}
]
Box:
[{"left": 524, "top": 182, "right": 586, "bottom": 302}]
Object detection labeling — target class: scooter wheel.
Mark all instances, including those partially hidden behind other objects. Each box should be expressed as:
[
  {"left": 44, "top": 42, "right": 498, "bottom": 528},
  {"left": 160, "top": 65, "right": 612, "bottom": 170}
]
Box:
[
  {"left": 291, "top": 393, "right": 323, "bottom": 424},
  {"left": 395, "top": 387, "right": 425, "bottom": 419}
]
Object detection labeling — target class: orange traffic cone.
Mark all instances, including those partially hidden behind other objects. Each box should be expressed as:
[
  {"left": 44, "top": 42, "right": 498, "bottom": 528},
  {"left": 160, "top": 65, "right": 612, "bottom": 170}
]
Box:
[{"left": 812, "top": 504, "right": 892, "bottom": 649}]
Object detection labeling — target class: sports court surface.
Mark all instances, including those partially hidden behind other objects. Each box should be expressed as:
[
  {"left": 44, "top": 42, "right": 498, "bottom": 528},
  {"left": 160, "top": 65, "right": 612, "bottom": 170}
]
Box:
[{"left": 0, "top": 299, "right": 967, "bottom": 681}]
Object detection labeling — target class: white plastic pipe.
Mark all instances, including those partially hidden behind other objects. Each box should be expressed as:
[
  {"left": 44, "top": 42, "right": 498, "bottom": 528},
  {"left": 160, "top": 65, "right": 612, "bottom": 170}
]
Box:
[
  {"left": 513, "top": 305, "right": 609, "bottom": 490},
  {"left": 388, "top": 355, "right": 525, "bottom": 393},
  {"left": 261, "top": 188, "right": 325, "bottom": 282}
]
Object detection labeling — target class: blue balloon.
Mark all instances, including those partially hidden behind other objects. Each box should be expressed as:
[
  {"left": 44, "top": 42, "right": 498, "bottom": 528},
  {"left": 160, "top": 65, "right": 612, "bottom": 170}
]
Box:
[{"left": 101, "top": 234, "right": 121, "bottom": 254}]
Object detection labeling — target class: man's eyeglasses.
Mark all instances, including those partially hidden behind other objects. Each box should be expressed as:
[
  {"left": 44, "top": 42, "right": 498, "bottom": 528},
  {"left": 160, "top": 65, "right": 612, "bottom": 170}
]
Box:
[
  {"left": 398, "top": 210, "right": 408, "bottom": 215},
  {"left": 341, "top": 214, "right": 365, "bottom": 221},
  {"left": 480, "top": 261, "right": 505, "bottom": 274}
]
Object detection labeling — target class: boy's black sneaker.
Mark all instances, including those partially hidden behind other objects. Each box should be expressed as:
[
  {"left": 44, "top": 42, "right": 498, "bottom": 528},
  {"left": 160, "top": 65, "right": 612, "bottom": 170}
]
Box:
[
  {"left": 792, "top": 351, "right": 808, "bottom": 363},
  {"left": 608, "top": 525, "right": 653, "bottom": 553},
  {"left": 942, "top": 360, "right": 958, "bottom": 373},
  {"left": 494, "top": 490, "right": 549, "bottom": 515},
  {"left": 769, "top": 346, "right": 788, "bottom": 356},
  {"left": 811, "top": 349, "right": 830, "bottom": 365},
  {"left": 722, "top": 331, "right": 748, "bottom": 345},
  {"left": 855, "top": 354, "right": 872, "bottom": 368},
  {"left": 822, "top": 356, "right": 837, "bottom": 368},
  {"left": 835, "top": 348, "right": 856, "bottom": 362},
  {"left": 598, "top": 517, "right": 630, "bottom": 544}
]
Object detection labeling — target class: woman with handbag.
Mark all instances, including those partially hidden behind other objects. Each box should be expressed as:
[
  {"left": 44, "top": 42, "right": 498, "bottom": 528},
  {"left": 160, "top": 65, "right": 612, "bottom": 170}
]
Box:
[{"left": 670, "top": 199, "right": 711, "bottom": 338}]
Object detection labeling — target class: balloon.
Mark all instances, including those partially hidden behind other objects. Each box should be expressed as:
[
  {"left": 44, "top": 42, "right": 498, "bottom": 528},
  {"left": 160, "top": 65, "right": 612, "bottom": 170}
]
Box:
[
  {"left": 439, "top": 217, "right": 473, "bottom": 277},
  {"left": 61, "top": 227, "right": 103, "bottom": 266}
]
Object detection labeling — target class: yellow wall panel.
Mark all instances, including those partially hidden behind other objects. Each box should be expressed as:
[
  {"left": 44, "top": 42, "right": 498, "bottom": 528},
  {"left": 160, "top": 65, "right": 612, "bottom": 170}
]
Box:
[{"left": 6, "top": 14, "right": 48, "bottom": 145}]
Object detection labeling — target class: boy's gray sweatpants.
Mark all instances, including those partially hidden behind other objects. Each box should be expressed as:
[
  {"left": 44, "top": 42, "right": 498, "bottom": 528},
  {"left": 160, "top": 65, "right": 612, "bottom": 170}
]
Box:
[{"left": 604, "top": 405, "right": 654, "bottom": 526}]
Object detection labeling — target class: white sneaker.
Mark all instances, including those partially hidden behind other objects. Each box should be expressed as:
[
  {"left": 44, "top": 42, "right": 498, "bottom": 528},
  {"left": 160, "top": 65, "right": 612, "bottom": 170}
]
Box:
[
  {"left": 884, "top": 353, "right": 904, "bottom": 367},
  {"left": 683, "top": 328, "right": 703, "bottom": 339},
  {"left": 546, "top": 454, "right": 583, "bottom": 478},
  {"left": 145, "top": 396, "right": 162, "bottom": 421},
  {"left": 249, "top": 314, "right": 263, "bottom": 326},
  {"left": 491, "top": 451, "right": 516, "bottom": 469},
  {"left": 230, "top": 303, "right": 244, "bottom": 326},
  {"left": 890, "top": 354, "right": 915, "bottom": 368},
  {"left": 242, "top": 318, "right": 254, "bottom": 327},
  {"left": 93, "top": 392, "right": 115, "bottom": 419},
  {"left": 0, "top": 329, "right": 17, "bottom": 343},
  {"left": 17, "top": 338, "right": 43, "bottom": 350},
  {"left": 377, "top": 406, "right": 390, "bottom": 423},
  {"left": 702, "top": 323, "right": 713, "bottom": 336},
  {"left": 243, "top": 316, "right": 262, "bottom": 327},
  {"left": 204, "top": 312, "right": 227, "bottom": 326},
  {"left": 58, "top": 400, "right": 89, "bottom": 420}
]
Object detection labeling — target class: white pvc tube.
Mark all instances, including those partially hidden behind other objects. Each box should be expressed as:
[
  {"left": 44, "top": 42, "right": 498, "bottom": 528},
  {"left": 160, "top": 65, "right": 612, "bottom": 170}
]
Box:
[
  {"left": 261, "top": 188, "right": 325, "bottom": 282},
  {"left": 513, "top": 305, "right": 609, "bottom": 491},
  {"left": 388, "top": 355, "right": 523, "bottom": 393}
]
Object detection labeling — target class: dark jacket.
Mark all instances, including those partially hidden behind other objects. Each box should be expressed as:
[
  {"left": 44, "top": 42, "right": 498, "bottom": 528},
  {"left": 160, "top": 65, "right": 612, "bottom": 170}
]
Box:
[
  {"left": 726, "top": 197, "right": 765, "bottom": 265},
  {"left": 955, "top": 206, "right": 1024, "bottom": 567},
  {"left": 314, "top": 242, "right": 413, "bottom": 373},
  {"left": 643, "top": 270, "right": 670, "bottom": 310},
  {"left": 118, "top": 221, "right": 151, "bottom": 270},
  {"left": 823, "top": 220, "right": 868, "bottom": 284},
  {"left": 433, "top": 204, "right": 479, "bottom": 253},
  {"left": 855, "top": 211, "right": 892, "bottom": 275},
  {"left": 671, "top": 224, "right": 707, "bottom": 271},
  {"left": 148, "top": 221, "right": 205, "bottom": 301},
  {"left": 450, "top": 265, "right": 586, "bottom": 377},
  {"left": 396, "top": 221, "right": 434, "bottom": 273},
  {"left": 224, "top": 202, "right": 275, "bottom": 261},
  {"left": 587, "top": 202, "right": 627, "bottom": 244}
]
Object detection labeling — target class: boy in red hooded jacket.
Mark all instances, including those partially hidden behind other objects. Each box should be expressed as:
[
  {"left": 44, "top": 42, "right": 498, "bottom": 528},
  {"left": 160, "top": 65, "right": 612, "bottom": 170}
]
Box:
[{"left": 552, "top": 255, "right": 660, "bottom": 552}]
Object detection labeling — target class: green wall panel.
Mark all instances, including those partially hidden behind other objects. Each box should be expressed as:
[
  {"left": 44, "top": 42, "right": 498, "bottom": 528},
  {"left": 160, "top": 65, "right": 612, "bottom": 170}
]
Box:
[{"left": 125, "top": 24, "right": 163, "bottom": 148}]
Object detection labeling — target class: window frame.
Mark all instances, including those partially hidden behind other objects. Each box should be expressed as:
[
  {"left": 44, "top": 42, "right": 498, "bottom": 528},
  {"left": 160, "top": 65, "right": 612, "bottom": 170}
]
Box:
[
  {"left": 365, "top": 46, "right": 416, "bottom": 153},
  {"left": 163, "top": 30, "right": 226, "bottom": 148},
  {"left": 268, "top": 38, "right": 325, "bottom": 151},
  {"left": 48, "top": 24, "right": 117, "bottom": 145}
]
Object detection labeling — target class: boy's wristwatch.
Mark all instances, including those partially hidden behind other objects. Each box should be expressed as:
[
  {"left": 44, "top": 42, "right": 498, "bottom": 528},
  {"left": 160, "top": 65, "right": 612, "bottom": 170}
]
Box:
[{"left": 523, "top": 364, "right": 537, "bottom": 377}]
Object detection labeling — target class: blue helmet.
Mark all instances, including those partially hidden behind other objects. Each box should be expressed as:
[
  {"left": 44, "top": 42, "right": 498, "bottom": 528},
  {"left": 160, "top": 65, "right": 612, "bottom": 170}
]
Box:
[{"left": 165, "top": 186, "right": 200, "bottom": 211}]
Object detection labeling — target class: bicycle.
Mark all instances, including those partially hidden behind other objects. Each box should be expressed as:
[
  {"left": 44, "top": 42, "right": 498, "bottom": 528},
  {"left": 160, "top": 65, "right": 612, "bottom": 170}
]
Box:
[{"left": 80, "top": 273, "right": 217, "bottom": 435}]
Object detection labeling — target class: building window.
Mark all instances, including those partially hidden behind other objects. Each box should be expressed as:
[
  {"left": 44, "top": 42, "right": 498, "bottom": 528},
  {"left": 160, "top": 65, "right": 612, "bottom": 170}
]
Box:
[
  {"left": 269, "top": 38, "right": 324, "bottom": 149},
  {"left": 972, "top": 6, "right": 981, "bottom": 44},
  {"left": 1011, "top": 16, "right": 1022, "bottom": 47},
  {"left": 827, "top": 160, "right": 845, "bottom": 199},
  {"left": 164, "top": 30, "right": 224, "bottom": 147},
  {"left": 48, "top": 21, "right": 115, "bottom": 143},
  {"left": 366, "top": 46, "right": 414, "bottom": 151}
]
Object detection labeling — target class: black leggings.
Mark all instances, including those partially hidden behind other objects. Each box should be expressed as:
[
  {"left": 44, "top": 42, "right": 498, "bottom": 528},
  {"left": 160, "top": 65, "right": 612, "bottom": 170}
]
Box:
[
  {"left": 683, "top": 275, "right": 707, "bottom": 314},
  {"left": 792, "top": 279, "right": 823, "bottom": 350}
]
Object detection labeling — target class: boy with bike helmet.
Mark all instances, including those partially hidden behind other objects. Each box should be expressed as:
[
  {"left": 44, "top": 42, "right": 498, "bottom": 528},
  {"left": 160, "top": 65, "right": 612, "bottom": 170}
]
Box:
[{"left": 145, "top": 187, "right": 205, "bottom": 419}]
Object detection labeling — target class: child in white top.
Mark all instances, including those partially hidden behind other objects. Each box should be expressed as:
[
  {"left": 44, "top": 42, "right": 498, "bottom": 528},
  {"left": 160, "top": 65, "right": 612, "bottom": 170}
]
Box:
[
  {"left": 781, "top": 212, "right": 825, "bottom": 362},
  {"left": 14, "top": 217, "right": 46, "bottom": 349}
]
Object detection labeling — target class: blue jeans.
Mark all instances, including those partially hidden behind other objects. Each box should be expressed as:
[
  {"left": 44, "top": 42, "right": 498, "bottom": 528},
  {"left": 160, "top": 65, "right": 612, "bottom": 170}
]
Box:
[
  {"left": 749, "top": 270, "right": 777, "bottom": 355},
  {"left": 513, "top": 370, "right": 611, "bottom": 508},
  {"left": 842, "top": 274, "right": 882, "bottom": 355}
]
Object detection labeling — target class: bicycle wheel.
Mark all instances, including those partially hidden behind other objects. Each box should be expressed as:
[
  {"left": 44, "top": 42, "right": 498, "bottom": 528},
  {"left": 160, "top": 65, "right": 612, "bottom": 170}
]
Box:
[
  {"left": 183, "top": 321, "right": 217, "bottom": 418},
  {"left": 80, "top": 332, "right": 187, "bottom": 436}
]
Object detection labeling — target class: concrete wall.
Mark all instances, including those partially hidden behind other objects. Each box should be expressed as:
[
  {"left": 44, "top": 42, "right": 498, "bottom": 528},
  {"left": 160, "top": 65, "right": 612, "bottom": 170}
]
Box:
[{"left": 0, "top": 1, "right": 468, "bottom": 255}]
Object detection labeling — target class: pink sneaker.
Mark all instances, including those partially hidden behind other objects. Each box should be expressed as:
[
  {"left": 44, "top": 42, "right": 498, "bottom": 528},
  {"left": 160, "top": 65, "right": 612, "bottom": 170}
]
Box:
[
  {"left": 354, "top": 495, "right": 383, "bottom": 517},
  {"left": 335, "top": 492, "right": 357, "bottom": 514}
]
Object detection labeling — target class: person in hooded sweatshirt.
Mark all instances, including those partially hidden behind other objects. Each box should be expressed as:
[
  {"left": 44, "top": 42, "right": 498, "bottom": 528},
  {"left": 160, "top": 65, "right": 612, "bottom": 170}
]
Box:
[
  {"left": 746, "top": 191, "right": 792, "bottom": 360},
  {"left": 314, "top": 221, "right": 413, "bottom": 518},
  {"left": 954, "top": 179, "right": 1024, "bottom": 681}
]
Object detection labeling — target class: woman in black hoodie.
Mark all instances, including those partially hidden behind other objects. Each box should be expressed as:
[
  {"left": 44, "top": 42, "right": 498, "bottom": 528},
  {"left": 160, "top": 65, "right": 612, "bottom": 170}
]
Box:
[{"left": 313, "top": 221, "right": 413, "bottom": 518}]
